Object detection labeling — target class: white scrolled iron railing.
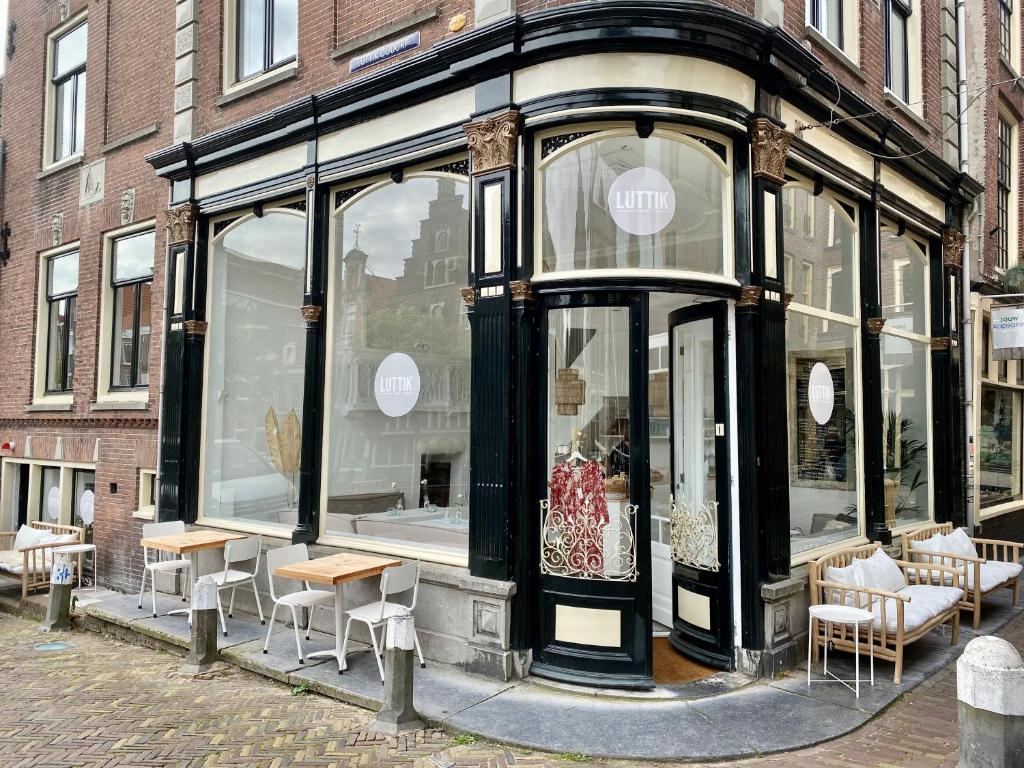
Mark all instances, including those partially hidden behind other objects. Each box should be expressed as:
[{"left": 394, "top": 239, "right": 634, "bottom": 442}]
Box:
[
  {"left": 539, "top": 499, "right": 638, "bottom": 581},
  {"left": 670, "top": 495, "right": 720, "bottom": 572}
]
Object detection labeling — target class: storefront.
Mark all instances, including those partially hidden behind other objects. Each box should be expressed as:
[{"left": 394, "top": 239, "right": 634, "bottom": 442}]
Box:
[{"left": 148, "top": 5, "right": 978, "bottom": 688}]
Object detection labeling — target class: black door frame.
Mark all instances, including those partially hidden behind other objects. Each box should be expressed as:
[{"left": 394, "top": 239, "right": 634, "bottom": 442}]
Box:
[
  {"left": 531, "top": 289, "right": 654, "bottom": 689},
  {"left": 666, "top": 300, "right": 734, "bottom": 670}
]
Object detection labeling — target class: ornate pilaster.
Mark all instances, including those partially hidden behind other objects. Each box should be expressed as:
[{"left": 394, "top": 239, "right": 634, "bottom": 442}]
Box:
[
  {"left": 167, "top": 203, "right": 197, "bottom": 245},
  {"left": 183, "top": 319, "right": 207, "bottom": 336},
  {"left": 509, "top": 280, "right": 533, "bottom": 302},
  {"left": 931, "top": 336, "right": 952, "bottom": 351},
  {"left": 866, "top": 317, "right": 887, "bottom": 334},
  {"left": 460, "top": 287, "right": 476, "bottom": 307},
  {"left": 749, "top": 118, "right": 793, "bottom": 185},
  {"left": 464, "top": 111, "right": 520, "bottom": 174},
  {"left": 942, "top": 227, "right": 965, "bottom": 269},
  {"left": 737, "top": 285, "right": 762, "bottom": 307},
  {"left": 300, "top": 305, "right": 321, "bottom": 323}
]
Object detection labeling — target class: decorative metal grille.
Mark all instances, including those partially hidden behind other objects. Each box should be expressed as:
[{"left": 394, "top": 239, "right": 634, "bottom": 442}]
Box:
[
  {"left": 670, "top": 496, "right": 720, "bottom": 571},
  {"left": 540, "top": 499, "right": 637, "bottom": 581},
  {"left": 686, "top": 135, "right": 728, "bottom": 164},
  {"left": 540, "top": 132, "right": 597, "bottom": 159},
  {"left": 334, "top": 185, "right": 369, "bottom": 210},
  {"left": 212, "top": 217, "right": 240, "bottom": 238},
  {"left": 428, "top": 158, "right": 470, "bottom": 176}
]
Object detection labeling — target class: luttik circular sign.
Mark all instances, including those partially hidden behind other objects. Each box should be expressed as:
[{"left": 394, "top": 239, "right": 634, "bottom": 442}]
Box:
[
  {"left": 607, "top": 167, "right": 676, "bottom": 236},
  {"left": 807, "top": 362, "right": 835, "bottom": 426},
  {"left": 374, "top": 353, "right": 421, "bottom": 418}
]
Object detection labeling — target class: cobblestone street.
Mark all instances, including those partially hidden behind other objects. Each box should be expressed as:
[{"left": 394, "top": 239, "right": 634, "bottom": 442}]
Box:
[{"left": 1, "top": 612, "right": 1021, "bottom": 767}]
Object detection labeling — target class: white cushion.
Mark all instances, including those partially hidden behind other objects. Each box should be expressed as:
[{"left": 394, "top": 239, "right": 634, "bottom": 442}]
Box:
[
  {"left": 972, "top": 560, "right": 1024, "bottom": 592},
  {"left": 0, "top": 549, "right": 21, "bottom": 573},
  {"left": 14, "top": 525, "right": 46, "bottom": 550},
  {"left": 870, "top": 584, "right": 963, "bottom": 633},
  {"left": 51, "top": 533, "right": 79, "bottom": 546},
  {"left": 823, "top": 563, "right": 862, "bottom": 607},
  {"left": 944, "top": 528, "right": 978, "bottom": 558},
  {"left": 854, "top": 549, "right": 906, "bottom": 594},
  {"left": 910, "top": 534, "right": 947, "bottom": 555}
]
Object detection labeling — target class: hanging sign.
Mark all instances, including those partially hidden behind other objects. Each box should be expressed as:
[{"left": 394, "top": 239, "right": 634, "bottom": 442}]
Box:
[
  {"left": 807, "top": 362, "right": 835, "bottom": 425},
  {"left": 374, "top": 353, "right": 420, "bottom": 417},
  {"left": 992, "top": 305, "right": 1024, "bottom": 360},
  {"left": 607, "top": 167, "right": 676, "bottom": 236}
]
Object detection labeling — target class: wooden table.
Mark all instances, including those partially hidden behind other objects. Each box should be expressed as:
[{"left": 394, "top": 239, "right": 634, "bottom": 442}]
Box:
[
  {"left": 274, "top": 552, "right": 400, "bottom": 670},
  {"left": 140, "top": 530, "right": 247, "bottom": 619}
]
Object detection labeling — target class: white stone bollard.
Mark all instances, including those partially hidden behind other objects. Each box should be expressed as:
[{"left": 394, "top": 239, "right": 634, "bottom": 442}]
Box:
[
  {"left": 41, "top": 554, "right": 75, "bottom": 632},
  {"left": 182, "top": 576, "right": 219, "bottom": 675},
  {"left": 370, "top": 614, "right": 424, "bottom": 735},
  {"left": 958, "top": 636, "right": 1024, "bottom": 768}
]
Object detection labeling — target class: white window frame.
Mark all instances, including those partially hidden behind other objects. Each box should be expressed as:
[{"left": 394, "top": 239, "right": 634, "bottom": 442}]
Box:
[
  {"left": 221, "top": 0, "right": 299, "bottom": 96},
  {"left": 134, "top": 469, "right": 157, "bottom": 520},
  {"left": 0, "top": 457, "right": 96, "bottom": 530},
  {"left": 532, "top": 122, "right": 736, "bottom": 286},
  {"left": 784, "top": 177, "right": 867, "bottom": 566},
  {"left": 996, "top": 108, "right": 1019, "bottom": 271},
  {"left": 1000, "top": 0, "right": 1022, "bottom": 74},
  {"left": 42, "top": 12, "right": 88, "bottom": 170},
  {"left": 878, "top": 223, "right": 934, "bottom": 535},
  {"left": 33, "top": 242, "right": 81, "bottom": 407},
  {"left": 96, "top": 221, "right": 156, "bottom": 405},
  {"left": 805, "top": 0, "right": 861, "bottom": 65}
]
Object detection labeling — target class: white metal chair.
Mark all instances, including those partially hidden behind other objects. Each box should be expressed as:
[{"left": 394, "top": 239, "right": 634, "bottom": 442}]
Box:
[
  {"left": 137, "top": 520, "right": 191, "bottom": 618},
  {"left": 262, "top": 543, "right": 334, "bottom": 663},
  {"left": 212, "top": 535, "right": 265, "bottom": 636},
  {"left": 340, "top": 561, "right": 425, "bottom": 681}
]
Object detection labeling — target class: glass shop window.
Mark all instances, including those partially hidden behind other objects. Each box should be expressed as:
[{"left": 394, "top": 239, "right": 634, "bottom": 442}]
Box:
[
  {"left": 979, "top": 386, "right": 1023, "bottom": 509},
  {"left": 39, "top": 466, "right": 61, "bottom": 523},
  {"left": 201, "top": 206, "right": 307, "bottom": 531},
  {"left": 783, "top": 182, "right": 862, "bottom": 558},
  {"left": 324, "top": 175, "right": 471, "bottom": 557},
  {"left": 880, "top": 228, "right": 929, "bottom": 336},
  {"left": 72, "top": 469, "right": 96, "bottom": 530},
  {"left": 537, "top": 127, "right": 730, "bottom": 277},
  {"left": 542, "top": 304, "right": 636, "bottom": 581}
]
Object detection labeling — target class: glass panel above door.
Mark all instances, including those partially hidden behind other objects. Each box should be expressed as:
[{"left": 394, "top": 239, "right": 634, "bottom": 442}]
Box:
[{"left": 537, "top": 127, "right": 731, "bottom": 278}]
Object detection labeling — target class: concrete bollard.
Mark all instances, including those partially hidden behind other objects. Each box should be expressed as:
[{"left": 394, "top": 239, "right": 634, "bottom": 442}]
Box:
[
  {"left": 41, "top": 554, "right": 75, "bottom": 632},
  {"left": 182, "top": 576, "right": 219, "bottom": 675},
  {"left": 370, "top": 614, "right": 425, "bottom": 735},
  {"left": 958, "top": 636, "right": 1024, "bottom": 768}
]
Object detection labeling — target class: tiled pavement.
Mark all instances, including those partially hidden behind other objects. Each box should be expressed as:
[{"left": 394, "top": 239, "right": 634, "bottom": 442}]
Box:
[{"left": 0, "top": 610, "right": 1021, "bottom": 767}]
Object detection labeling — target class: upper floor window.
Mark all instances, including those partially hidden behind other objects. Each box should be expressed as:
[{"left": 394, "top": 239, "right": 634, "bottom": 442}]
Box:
[
  {"left": 236, "top": 0, "right": 297, "bottom": 81},
  {"left": 48, "top": 20, "right": 87, "bottom": 164},
  {"left": 809, "top": 0, "right": 843, "bottom": 49},
  {"left": 110, "top": 231, "right": 155, "bottom": 389},
  {"left": 1001, "top": 0, "right": 1014, "bottom": 62},
  {"left": 997, "top": 115, "right": 1017, "bottom": 270},
  {"left": 885, "top": 0, "right": 911, "bottom": 102},
  {"left": 45, "top": 251, "right": 79, "bottom": 393}
]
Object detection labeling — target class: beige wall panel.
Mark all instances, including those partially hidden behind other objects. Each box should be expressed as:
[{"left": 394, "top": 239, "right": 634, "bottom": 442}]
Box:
[{"left": 554, "top": 604, "right": 622, "bottom": 647}]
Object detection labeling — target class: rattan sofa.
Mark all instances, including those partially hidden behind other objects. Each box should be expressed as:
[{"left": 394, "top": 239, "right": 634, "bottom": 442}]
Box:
[
  {"left": 902, "top": 522, "right": 1022, "bottom": 629},
  {"left": 0, "top": 521, "right": 85, "bottom": 598},
  {"left": 808, "top": 542, "right": 964, "bottom": 684}
]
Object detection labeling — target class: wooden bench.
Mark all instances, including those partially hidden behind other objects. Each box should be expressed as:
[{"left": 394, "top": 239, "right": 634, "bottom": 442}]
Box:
[
  {"left": 0, "top": 521, "right": 85, "bottom": 598},
  {"left": 809, "top": 542, "right": 963, "bottom": 684},
  {"left": 902, "top": 522, "right": 1022, "bottom": 629}
]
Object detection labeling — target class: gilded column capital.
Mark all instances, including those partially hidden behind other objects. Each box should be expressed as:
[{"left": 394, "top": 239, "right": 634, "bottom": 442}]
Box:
[
  {"left": 510, "top": 280, "right": 534, "bottom": 302},
  {"left": 736, "top": 285, "right": 763, "bottom": 307},
  {"left": 183, "top": 319, "right": 208, "bottom": 336},
  {"left": 167, "top": 203, "right": 198, "bottom": 246},
  {"left": 866, "top": 317, "right": 886, "bottom": 335},
  {"left": 749, "top": 117, "right": 793, "bottom": 186},
  {"left": 300, "top": 305, "right": 321, "bottom": 323},
  {"left": 460, "top": 287, "right": 476, "bottom": 307},
  {"left": 464, "top": 111, "right": 520, "bottom": 174},
  {"left": 930, "top": 336, "right": 952, "bottom": 351},
  {"left": 942, "top": 227, "right": 965, "bottom": 269}
]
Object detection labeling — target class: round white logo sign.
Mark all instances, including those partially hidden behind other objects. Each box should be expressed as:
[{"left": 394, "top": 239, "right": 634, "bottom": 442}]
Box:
[
  {"left": 47, "top": 487, "right": 59, "bottom": 520},
  {"left": 374, "top": 353, "right": 421, "bottom": 418},
  {"left": 808, "top": 362, "right": 835, "bottom": 426},
  {"left": 79, "top": 489, "right": 95, "bottom": 526},
  {"left": 607, "top": 167, "right": 676, "bottom": 236}
]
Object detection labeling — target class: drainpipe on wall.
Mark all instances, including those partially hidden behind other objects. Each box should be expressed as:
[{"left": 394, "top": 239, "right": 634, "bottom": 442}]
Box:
[
  {"left": 956, "top": 0, "right": 976, "bottom": 529},
  {"left": 153, "top": 208, "right": 173, "bottom": 522}
]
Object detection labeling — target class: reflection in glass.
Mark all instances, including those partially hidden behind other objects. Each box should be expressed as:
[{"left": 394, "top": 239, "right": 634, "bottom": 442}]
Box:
[
  {"left": 787, "top": 315, "right": 859, "bottom": 555},
  {"left": 979, "top": 386, "right": 1022, "bottom": 508},
  {"left": 782, "top": 187, "right": 856, "bottom": 316},
  {"left": 881, "top": 338, "right": 930, "bottom": 525},
  {"left": 237, "top": 0, "right": 266, "bottom": 79},
  {"left": 40, "top": 467, "right": 61, "bottom": 522},
  {"left": 203, "top": 209, "right": 307, "bottom": 529},
  {"left": 325, "top": 177, "right": 471, "bottom": 555},
  {"left": 880, "top": 229, "right": 929, "bottom": 336},
  {"left": 540, "top": 131, "right": 727, "bottom": 275}
]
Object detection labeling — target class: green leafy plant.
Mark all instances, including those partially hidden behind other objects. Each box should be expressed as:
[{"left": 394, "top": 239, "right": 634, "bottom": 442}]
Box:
[
  {"left": 884, "top": 411, "right": 928, "bottom": 518},
  {"left": 451, "top": 734, "right": 477, "bottom": 746},
  {"left": 290, "top": 681, "right": 311, "bottom": 696},
  {"left": 557, "top": 753, "right": 589, "bottom": 763}
]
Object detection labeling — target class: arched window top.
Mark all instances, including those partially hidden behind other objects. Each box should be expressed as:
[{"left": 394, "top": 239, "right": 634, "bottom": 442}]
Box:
[
  {"left": 535, "top": 124, "right": 733, "bottom": 280},
  {"left": 212, "top": 207, "right": 306, "bottom": 271},
  {"left": 879, "top": 219, "right": 930, "bottom": 337}
]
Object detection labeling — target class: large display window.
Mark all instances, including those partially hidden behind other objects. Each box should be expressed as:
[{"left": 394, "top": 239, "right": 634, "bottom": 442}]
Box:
[
  {"left": 783, "top": 181, "right": 864, "bottom": 558},
  {"left": 879, "top": 224, "right": 932, "bottom": 528},
  {"left": 200, "top": 204, "right": 308, "bottom": 531},
  {"left": 321, "top": 172, "right": 471, "bottom": 562},
  {"left": 535, "top": 125, "right": 732, "bottom": 280},
  {"left": 979, "top": 385, "right": 1023, "bottom": 508}
]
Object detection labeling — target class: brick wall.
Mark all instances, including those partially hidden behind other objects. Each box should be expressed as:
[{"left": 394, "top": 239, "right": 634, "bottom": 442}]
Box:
[{"left": 0, "top": 0, "right": 169, "bottom": 592}]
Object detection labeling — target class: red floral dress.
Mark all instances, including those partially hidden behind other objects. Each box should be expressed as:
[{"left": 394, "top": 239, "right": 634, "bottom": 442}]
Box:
[{"left": 549, "top": 460, "right": 609, "bottom": 573}]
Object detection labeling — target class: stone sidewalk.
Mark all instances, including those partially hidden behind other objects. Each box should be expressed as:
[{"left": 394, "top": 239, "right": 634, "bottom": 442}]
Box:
[{"left": 2, "top": 609, "right": 1022, "bottom": 767}]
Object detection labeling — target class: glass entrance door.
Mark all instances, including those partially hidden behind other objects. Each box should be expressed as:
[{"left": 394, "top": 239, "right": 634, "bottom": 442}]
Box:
[{"left": 665, "top": 302, "right": 733, "bottom": 668}]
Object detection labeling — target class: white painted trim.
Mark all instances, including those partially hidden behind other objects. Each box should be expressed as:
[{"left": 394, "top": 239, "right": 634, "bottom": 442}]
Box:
[
  {"left": 523, "top": 106, "right": 746, "bottom": 133},
  {"left": 727, "top": 302, "right": 743, "bottom": 650},
  {"left": 33, "top": 242, "right": 81, "bottom": 406},
  {"left": 878, "top": 166, "right": 945, "bottom": 223},
  {"left": 513, "top": 53, "right": 755, "bottom": 111},
  {"left": 780, "top": 101, "right": 874, "bottom": 180},
  {"left": 41, "top": 11, "right": 88, "bottom": 170},
  {"left": 0, "top": 457, "right": 97, "bottom": 531},
  {"left": 195, "top": 143, "right": 307, "bottom": 199},
  {"left": 95, "top": 220, "right": 156, "bottom": 404}
]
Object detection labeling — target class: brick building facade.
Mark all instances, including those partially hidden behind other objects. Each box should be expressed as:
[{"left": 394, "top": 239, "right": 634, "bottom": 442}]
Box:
[{"left": 0, "top": 0, "right": 986, "bottom": 688}]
